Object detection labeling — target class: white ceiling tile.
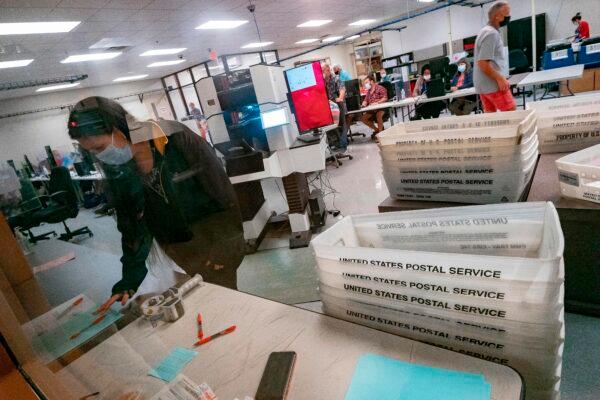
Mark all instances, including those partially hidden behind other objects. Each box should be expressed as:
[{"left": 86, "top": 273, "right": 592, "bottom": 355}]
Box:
[
  {"left": 0, "top": 7, "right": 52, "bottom": 21},
  {"left": 88, "top": 8, "right": 138, "bottom": 21},
  {"left": 46, "top": 7, "right": 99, "bottom": 20},
  {"left": 128, "top": 9, "right": 170, "bottom": 21},
  {"left": 103, "top": 0, "right": 153, "bottom": 9},
  {"left": 144, "top": 0, "right": 193, "bottom": 10},
  {"left": 70, "top": 20, "right": 120, "bottom": 33},
  {"left": 55, "top": 0, "right": 110, "bottom": 8},
  {"left": 0, "top": 0, "right": 61, "bottom": 7}
]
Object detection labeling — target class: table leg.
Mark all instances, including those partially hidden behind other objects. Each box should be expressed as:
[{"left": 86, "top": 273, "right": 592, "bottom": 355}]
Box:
[
  {"left": 388, "top": 107, "right": 395, "bottom": 126},
  {"left": 522, "top": 89, "right": 527, "bottom": 109},
  {"left": 566, "top": 80, "right": 575, "bottom": 96},
  {"left": 533, "top": 85, "right": 537, "bottom": 101}
]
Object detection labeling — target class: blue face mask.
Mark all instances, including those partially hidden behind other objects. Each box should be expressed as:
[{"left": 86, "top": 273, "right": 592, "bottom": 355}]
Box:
[
  {"left": 95, "top": 132, "right": 133, "bottom": 165},
  {"left": 458, "top": 64, "right": 467, "bottom": 73}
]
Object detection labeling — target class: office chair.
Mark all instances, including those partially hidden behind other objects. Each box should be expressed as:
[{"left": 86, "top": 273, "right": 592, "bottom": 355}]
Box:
[
  {"left": 509, "top": 49, "right": 533, "bottom": 104},
  {"left": 19, "top": 167, "right": 92, "bottom": 243},
  {"left": 345, "top": 95, "right": 366, "bottom": 142}
]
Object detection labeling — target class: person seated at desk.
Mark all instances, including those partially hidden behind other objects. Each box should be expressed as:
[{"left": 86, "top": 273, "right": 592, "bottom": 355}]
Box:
[
  {"left": 412, "top": 66, "right": 445, "bottom": 120},
  {"left": 359, "top": 74, "right": 388, "bottom": 141},
  {"left": 68, "top": 96, "right": 245, "bottom": 313},
  {"left": 448, "top": 58, "right": 476, "bottom": 116},
  {"left": 572, "top": 12, "right": 590, "bottom": 43}
]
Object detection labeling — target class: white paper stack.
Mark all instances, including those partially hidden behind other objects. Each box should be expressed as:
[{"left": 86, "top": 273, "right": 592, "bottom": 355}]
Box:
[
  {"left": 527, "top": 92, "right": 600, "bottom": 154},
  {"left": 311, "top": 203, "right": 565, "bottom": 399},
  {"left": 378, "top": 110, "right": 539, "bottom": 204},
  {"left": 555, "top": 143, "right": 600, "bottom": 204}
]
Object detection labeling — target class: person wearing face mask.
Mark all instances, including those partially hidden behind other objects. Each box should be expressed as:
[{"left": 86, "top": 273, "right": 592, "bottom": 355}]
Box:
[
  {"left": 571, "top": 13, "right": 590, "bottom": 43},
  {"left": 333, "top": 64, "right": 351, "bottom": 82},
  {"left": 411, "top": 66, "right": 445, "bottom": 120},
  {"left": 474, "top": 1, "right": 516, "bottom": 113},
  {"left": 68, "top": 96, "right": 245, "bottom": 313},
  {"left": 360, "top": 74, "right": 388, "bottom": 140},
  {"left": 449, "top": 58, "right": 476, "bottom": 116}
]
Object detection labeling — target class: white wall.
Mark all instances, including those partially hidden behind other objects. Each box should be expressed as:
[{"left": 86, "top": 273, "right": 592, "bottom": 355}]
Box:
[
  {"left": 278, "top": 43, "right": 356, "bottom": 78},
  {"left": 382, "top": 0, "right": 600, "bottom": 58},
  {"left": 0, "top": 79, "right": 168, "bottom": 165}
]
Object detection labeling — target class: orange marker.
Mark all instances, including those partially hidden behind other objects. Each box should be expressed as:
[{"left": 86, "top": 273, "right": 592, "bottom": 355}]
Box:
[
  {"left": 56, "top": 297, "right": 84, "bottom": 319},
  {"left": 193, "top": 325, "right": 236, "bottom": 347},
  {"left": 70, "top": 314, "right": 106, "bottom": 340},
  {"left": 197, "top": 313, "right": 204, "bottom": 340}
]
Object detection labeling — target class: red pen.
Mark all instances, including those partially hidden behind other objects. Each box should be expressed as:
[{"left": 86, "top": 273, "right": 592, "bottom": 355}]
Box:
[
  {"left": 70, "top": 314, "right": 106, "bottom": 340},
  {"left": 197, "top": 313, "right": 204, "bottom": 340},
  {"left": 193, "top": 325, "right": 236, "bottom": 347}
]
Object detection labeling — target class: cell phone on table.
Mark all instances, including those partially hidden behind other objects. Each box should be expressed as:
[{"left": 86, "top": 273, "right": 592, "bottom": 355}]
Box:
[{"left": 254, "top": 351, "right": 297, "bottom": 400}]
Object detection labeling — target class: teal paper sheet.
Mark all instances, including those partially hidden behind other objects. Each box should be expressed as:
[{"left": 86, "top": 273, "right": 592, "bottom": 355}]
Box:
[
  {"left": 149, "top": 347, "right": 198, "bottom": 382},
  {"left": 32, "top": 307, "right": 122, "bottom": 361},
  {"left": 345, "top": 354, "right": 491, "bottom": 400}
]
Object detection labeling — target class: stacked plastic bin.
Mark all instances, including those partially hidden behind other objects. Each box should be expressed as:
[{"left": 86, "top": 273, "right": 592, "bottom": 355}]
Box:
[
  {"left": 555, "top": 143, "right": 600, "bottom": 204},
  {"left": 378, "top": 110, "right": 538, "bottom": 204},
  {"left": 527, "top": 92, "right": 600, "bottom": 154},
  {"left": 311, "top": 202, "right": 564, "bottom": 399}
]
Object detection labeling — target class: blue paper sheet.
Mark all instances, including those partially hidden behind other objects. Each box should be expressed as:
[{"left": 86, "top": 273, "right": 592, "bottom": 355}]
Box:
[
  {"left": 345, "top": 354, "right": 491, "bottom": 400},
  {"left": 33, "top": 306, "right": 122, "bottom": 361},
  {"left": 149, "top": 347, "right": 198, "bottom": 382}
]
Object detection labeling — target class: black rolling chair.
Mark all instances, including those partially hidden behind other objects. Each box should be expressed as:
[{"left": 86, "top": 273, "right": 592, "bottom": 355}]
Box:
[
  {"left": 509, "top": 49, "right": 533, "bottom": 102},
  {"left": 19, "top": 167, "right": 92, "bottom": 243}
]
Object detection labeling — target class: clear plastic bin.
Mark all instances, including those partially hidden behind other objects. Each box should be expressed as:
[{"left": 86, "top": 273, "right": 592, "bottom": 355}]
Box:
[
  {"left": 383, "top": 151, "right": 537, "bottom": 204},
  {"left": 310, "top": 203, "right": 564, "bottom": 283},
  {"left": 555, "top": 144, "right": 600, "bottom": 204},
  {"left": 527, "top": 96, "right": 600, "bottom": 153},
  {"left": 379, "top": 132, "right": 538, "bottom": 166},
  {"left": 383, "top": 109, "right": 535, "bottom": 135}
]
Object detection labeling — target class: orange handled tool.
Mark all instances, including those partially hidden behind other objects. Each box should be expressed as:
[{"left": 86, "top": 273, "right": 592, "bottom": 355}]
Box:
[
  {"left": 69, "top": 314, "right": 106, "bottom": 340},
  {"left": 56, "top": 297, "right": 83, "bottom": 319},
  {"left": 193, "top": 325, "right": 236, "bottom": 347}
]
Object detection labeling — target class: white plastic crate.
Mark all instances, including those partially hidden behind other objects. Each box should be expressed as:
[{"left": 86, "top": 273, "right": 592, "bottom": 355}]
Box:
[
  {"left": 555, "top": 144, "right": 600, "bottom": 204},
  {"left": 383, "top": 151, "right": 537, "bottom": 204},
  {"left": 527, "top": 94, "right": 600, "bottom": 154},
  {"left": 379, "top": 131, "right": 538, "bottom": 165},
  {"left": 310, "top": 203, "right": 564, "bottom": 283},
  {"left": 385, "top": 109, "right": 535, "bottom": 134},
  {"left": 320, "top": 291, "right": 565, "bottom": 345},
  {"left": 382, "top": 139, "right": 538, "bottom": 177}
]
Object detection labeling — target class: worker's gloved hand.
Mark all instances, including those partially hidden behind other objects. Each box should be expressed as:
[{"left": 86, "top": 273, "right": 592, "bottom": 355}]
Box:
[{"left": 95, "top": 291, "right": 131, "bottom": 314}]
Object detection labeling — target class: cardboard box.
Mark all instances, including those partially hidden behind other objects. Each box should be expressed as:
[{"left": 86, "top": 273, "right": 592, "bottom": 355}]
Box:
[
  {"left": 596, "top": 68, "right": 600, "bottom": 90},
  {"left": 560, "top": 68, "right": 596, "bottom": 95}
]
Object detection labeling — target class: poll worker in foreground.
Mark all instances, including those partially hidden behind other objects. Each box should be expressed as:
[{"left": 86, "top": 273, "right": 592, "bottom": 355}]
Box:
[
  {"left": 572, "top": 12, "right": 590, "bottom": 43},
  {"left": 360, "top": 74, "right": 388, "bottom": 141},
  {"left": 68, "top": 97, "right": 245, "bottom": 312},
  {"left": 474, "top": 1, "right": 516, "bottom": 113},
  {"left": 322, "top": 64, "right": 348, "bottom": 153}
]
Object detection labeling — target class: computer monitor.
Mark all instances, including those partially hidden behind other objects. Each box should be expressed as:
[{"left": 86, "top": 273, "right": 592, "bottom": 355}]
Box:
[
  {"left": 284, "top": 61, "right": 333, "bottom": 133},
  {"left": 428, "top": 57, "right": 449, "bottom": 80},
  {"left": 260, "top": 107, "right": 289, "bottom": 129}
]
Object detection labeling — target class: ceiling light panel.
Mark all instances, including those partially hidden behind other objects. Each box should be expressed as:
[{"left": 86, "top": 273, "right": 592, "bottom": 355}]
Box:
[
  {"left": 61, "top": 52, "right": 122, "bottom": 63},
  {"left": 140, "top": 48, "right": 187, "bottom": 56},
  {"left": 36, "top": 82, "right": 80, "bottom": 92},
  {"left": 113, "top": 74, "right": 149, "bottom": 82},
  {"left": 0, "top": 59, "right": 34, "bottom": 69},
  {"left": 241, "top": 42, "right": 274, "bottom": 49},
  {"left": 346, "top": 35, "right": 360, "bottom": 41},
  {"left": 0, "top": 21, "right": 81, "bottom": 35},
  {"left": 147, "top": 60, "right": 185, "bottom": 67},
  {"left": 322, "top": 36, "right": 343, "bottom": 43},
  {"left": 349, "top": 19, "right": 376, "bottom": 26},
  {"left": 196, "top": 20, "right": 248, "bottom": 30},
  {"left": 297, "top": 20, "right": 332, "bottom": 28},
  {"left": 296, "top": 39, "right": 319, "bottom": 44}
]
